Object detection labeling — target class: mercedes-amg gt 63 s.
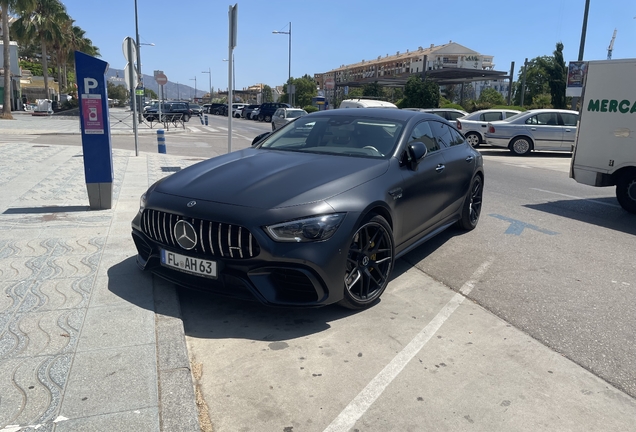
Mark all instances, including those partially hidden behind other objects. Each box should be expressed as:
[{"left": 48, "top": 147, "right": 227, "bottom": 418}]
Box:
[{"left": 131, "top": 109, "right": 484, "bottom": 309}]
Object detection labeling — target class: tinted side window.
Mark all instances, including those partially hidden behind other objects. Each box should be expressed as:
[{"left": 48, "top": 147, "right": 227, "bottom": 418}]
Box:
[
  {"left": 409, "top": 121, "right": 439, "bottom": 152},
  {"left": 481, "top": 112, "right": 503, "bottom": 122},
  {"left": 525, "top": 115, "right": 538, "bottom": 125},
  {"left": 533, "top": 112, "right": 559, "bottom": 125},
  {"left": 448, "top": 127, "right": 466, "bottom": 147},
  {"left": 504, "top": 111, "right": 519, "bottom": 118},
  {"left": 560, "top": 113, "right": 578, "bottom": 126},
  {"left": 429, "top": 120, "right": 453, "bottom": 148}
]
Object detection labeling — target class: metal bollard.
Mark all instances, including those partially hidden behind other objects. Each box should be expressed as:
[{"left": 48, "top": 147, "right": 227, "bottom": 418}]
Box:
[
  {"left": 204, "top": 114, "right": 209, "bottom": 126},
  {"left": 157, "top": 129, "right": 166, "bottom": 154},
  {"left": 199, "top": 115, "right": 204, "bottom": 125}
]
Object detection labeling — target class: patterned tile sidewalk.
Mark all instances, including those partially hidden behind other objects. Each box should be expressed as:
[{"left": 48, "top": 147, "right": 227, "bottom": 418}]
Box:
[{"left": 0, "top": 143, "right": 199, "bottom": 431}]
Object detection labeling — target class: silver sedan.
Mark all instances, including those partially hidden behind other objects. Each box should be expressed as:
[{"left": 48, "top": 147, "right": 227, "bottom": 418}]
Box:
[
  {"left": 272, "top": 108, "right": 308, "bottom": 131},
  {"left": 484, "top": 109, "right": 579, "bottom": 155}
]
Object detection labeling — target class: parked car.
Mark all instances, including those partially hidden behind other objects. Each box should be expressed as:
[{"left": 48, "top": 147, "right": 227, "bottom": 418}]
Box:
[
  {"left": 416, "top": 108, "right": 469, "bottom": 121},
  {"left": 339, "top": 99, "right": 398, "bottom": 109},
  {"left": 250, "top": 107, "right": 260, "bottom": 120},
  {"left": 231, "top": 103, "right": 248, "bottom": 118},
  {"left": 242, "top": 104, "right": 260, "bottom": 119},
  {"left": 257, "top": 102, "right": 291, "bottom": 122},
  {"left": 271, "top": 108, "right": 308, "bottom": 130},
  {"left": 131, "top": 109, "right": 484, "bottom": 309},
  {"left": 485, "top": 109, "right": 579, "bottom": 155},
  {"left": 206, "top": 103, "right": 225, "bottom": 115},
  {"left": 189, "top": 104, "right": 203, "bottom": 116},
  {"left": 456, "top": 109, "right": 521, "bottom": 148},
  {"left": 143, "top": 101, "right": 191, "bottom": 122}
]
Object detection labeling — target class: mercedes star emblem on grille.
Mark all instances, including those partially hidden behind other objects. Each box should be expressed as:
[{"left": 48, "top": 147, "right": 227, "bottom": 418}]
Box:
[
  {"left": 174, "top": 220, "right": 197, "bottom": 250},
  {"left": 187, "top": 201, "right": 197, "bottom": 207}
]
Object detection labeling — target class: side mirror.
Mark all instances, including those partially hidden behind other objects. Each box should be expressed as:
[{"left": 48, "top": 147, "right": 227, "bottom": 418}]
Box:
[
  {"left": 406, "top": 142, "right": 428, "bottom": 170},
  {"left": 252, "top": 132, "right": 271, "bottom": 146}
]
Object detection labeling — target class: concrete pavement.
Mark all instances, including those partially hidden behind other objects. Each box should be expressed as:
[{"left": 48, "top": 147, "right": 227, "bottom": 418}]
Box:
[
  {"left": 1, "top": 126, "right": 635, "bottom": 431},
  {"left": 0, "top": 141, "right": 199, "bottom": 431}
]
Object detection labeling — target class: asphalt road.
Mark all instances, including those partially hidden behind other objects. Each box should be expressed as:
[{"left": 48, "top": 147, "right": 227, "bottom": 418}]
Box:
[{"left": 16, "top": 115, "right": 636, "bottom": 429}]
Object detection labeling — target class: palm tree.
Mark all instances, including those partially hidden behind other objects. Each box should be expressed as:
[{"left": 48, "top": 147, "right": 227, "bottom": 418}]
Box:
[
  {"left": 1, "top": 0, "right": 34, "bottom": 117},
  {"left": 11, "top": 0, "right": 66, "bottom": 101}
]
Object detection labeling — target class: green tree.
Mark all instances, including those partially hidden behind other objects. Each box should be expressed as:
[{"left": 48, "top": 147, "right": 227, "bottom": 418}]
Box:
[
  {"left": 478, "top": 88, "right": 505, "bottom": 106},
  {"left": 547, "top": 42, "right": 566, "bottom": 109},
  {"left": 12, "top": 0, "right": 67, "bottom": 100},
  {"left": 402, "top": 75, "right": 439, "bottom": 108},
  {"left": 362, "top": 81, "right": 382, "bottom": 97},
  {"left": 1, "top": 0, "right": 35, "bottom": 117},
  {"left": 107, "top": 81, "right": 128, "bottom": 107},
  {"left": 281, "top": 74, "right": 317, "bottom": 107},
  {"left": 261, "top": 84, "right": 273, "bottom": 103},
  {"left": 513, "top": 56, "right": 551, "bottom": 106},
  {"left": 144, "top": 88, "right": 157, "bottom": 99}
]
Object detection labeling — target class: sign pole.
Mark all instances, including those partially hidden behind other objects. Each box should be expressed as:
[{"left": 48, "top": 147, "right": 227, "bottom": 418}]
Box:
[
  {"left": 126, "top": 37, "right": 139, "bottom": 156},
  {"left": 228, "top": 4, "right": 237, "bottom": 154}
]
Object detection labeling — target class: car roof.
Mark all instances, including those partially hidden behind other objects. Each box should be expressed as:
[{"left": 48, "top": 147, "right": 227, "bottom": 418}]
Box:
[{"left": 308, "top": 107, "right": 441, "bottom": 122}]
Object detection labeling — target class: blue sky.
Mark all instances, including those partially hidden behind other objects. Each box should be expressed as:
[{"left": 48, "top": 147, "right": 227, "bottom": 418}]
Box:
[{"left": 61, "top": 0, "right": 635, "bottom": 93}]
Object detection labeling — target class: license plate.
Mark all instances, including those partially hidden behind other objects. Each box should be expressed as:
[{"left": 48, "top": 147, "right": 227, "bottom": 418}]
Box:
[{"left": 161, "top": 249, "right": 217, "bottom": 278}]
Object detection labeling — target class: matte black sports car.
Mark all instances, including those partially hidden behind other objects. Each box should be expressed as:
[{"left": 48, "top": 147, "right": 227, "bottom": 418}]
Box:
[{"left": 131, "top": 109, "right": 484, "bottom": 309}]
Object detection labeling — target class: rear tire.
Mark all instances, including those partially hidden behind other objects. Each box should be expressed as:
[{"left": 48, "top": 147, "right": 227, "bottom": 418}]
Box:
[
  {"left": 264, "top": 115, "right": 272, "bottom": 122},
  {"left": 182, "top": 114, "right": 190, "bottom": 122},
  {"left": 465, "top": 132, "right": 481, "bottom": 148},
  {"left": 456, "top": 175, "right": 483, "bottom": 230},
  {"left": 616, "top": 170, "right": 636, "bottom": 214},
  {"left": 509, "top": 136, "right": 532, "bottom": 156}
]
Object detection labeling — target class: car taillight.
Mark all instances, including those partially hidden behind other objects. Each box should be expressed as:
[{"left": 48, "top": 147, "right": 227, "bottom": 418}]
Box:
[
  {"left": 456, "top": 120, "right": 462, "bottom": 130},
  {"left": 488, "top": 124, "right": 495, "bottom": 133}
]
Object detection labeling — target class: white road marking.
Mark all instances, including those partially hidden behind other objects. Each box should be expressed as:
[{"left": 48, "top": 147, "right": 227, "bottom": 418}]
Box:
[
  {"left": 323, "top": 260, "right": 493, "bottom": 432},
  {"left": 530, "top": 188, "right": 621, "bottom": 208}
]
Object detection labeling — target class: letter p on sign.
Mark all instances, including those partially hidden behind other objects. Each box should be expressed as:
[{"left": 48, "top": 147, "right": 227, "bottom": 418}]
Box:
[{"left": 84, "top": 78, "right": 98, "bottom": 93}]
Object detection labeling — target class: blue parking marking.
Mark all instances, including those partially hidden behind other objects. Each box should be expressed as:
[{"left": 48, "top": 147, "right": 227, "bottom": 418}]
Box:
[{"left": 489, "top": 214, "right": 559, "bottom": 236}]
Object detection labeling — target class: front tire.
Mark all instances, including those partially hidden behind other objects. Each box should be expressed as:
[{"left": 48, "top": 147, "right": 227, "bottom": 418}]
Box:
[
  {"left": 339, "top": 215, "right": 394, "bottom": 310},
  {"left": 465, "top": 132, "right": 481, "bottom": 148},
  {"left": 182, "top": 114, "right": 190, "bottom": 122},
  {"left": 456, "top": 174, "right": 483, "bottom": 230},
  {"left": 616, "top": 170, "right": 636, "bottom": 214},
  {"left": 509, "top": 136, "right": 532, "bottom": 156}
]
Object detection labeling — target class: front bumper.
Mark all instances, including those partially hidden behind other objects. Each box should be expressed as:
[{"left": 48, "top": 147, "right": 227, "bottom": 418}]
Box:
[{"left": 131, "top": 205, "right": 359, "bottom": 307}]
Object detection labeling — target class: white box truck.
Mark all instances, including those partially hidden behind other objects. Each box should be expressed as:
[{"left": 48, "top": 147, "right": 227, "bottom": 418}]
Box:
[{"left": 570, "top": 58, "right": 636, "bottom": 214}]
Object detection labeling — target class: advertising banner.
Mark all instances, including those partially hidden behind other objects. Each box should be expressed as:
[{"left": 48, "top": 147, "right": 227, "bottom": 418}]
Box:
[{"left": 566, "top": 61, "right": 587, "bottom": 97}]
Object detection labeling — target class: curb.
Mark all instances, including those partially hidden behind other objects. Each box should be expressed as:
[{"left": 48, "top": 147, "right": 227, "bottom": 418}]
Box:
[{"left": 153, "top": 276, "right": 200, "bottom": 431}]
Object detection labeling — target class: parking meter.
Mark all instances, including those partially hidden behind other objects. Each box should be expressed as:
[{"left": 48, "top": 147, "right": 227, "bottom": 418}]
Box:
[{"left": 75, "top": 51, "right": 114, "bottom": 210}]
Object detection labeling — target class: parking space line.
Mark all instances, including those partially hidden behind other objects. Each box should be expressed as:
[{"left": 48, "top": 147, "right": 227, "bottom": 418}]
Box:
[
  {"left": 324, "top": 260, "right": 493, "bottom": 432},
  {"left": 530, "top": 188, "right": 621, "bottom": 208}
]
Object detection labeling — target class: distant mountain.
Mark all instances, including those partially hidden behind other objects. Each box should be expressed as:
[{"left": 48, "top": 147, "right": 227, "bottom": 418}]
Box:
[{"left": 105, "top": 68, "right": 207, "bottom": 100}]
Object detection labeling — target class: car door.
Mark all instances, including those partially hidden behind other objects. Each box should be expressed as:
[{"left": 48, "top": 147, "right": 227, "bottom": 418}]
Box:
[
  {"left": 396, "top": 121, "right": 449, "bottom": 244},
  {"left": 429, "top": 121, "right": 475, "bottom": 218},
  {"left": 558, "top": 112, "right": 578, "bottom": 150},
  {"left": 524, "top": 112, "right": 563, "bottom": 150}
]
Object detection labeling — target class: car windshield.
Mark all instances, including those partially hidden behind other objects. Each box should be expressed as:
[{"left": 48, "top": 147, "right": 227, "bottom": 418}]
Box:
[
  {"left": 190, "top": 105, "right": 201, "bottom": 109},
  {"left": 259, "top": 115, "right": 405, "bottom": 159},
  {"left": 286, "top": 110, "right": 306, "bottom": 119}
]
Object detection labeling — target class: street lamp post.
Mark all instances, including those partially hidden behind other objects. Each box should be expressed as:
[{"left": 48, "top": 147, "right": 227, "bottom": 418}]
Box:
[
  {"left": 202, "top": 68, "right": 212, "bottom": 102},
  {"left": 272, "top": 22, "right": 292, "bottom": 106},
  {"left": 134, "top": 0, "right": 142, "bottom": 121},
  {"left": 176, "top": 82, "right": 180, "bottom": 100},
  {"left": 190, "top": 76, "right": 197, "bottom": 102}
]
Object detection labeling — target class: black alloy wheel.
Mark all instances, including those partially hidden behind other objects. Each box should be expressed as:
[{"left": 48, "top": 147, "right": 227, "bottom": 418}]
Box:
[
  {"left": 264, "top": 115, "right": 272, "bottom": 122},
  {"left": 183, "top": 114, "right": 190, "bottom": 122},
  {"left": 340, "top": 215, "right": 394, "bottom": 310},
  {"left": 457, "top": 175, "right": 483, "bottom": 230}
]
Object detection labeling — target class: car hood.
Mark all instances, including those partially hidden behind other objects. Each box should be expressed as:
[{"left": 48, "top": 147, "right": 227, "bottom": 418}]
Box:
[{"left": 155, "top": 148, "right": 389, "bottom": 209}]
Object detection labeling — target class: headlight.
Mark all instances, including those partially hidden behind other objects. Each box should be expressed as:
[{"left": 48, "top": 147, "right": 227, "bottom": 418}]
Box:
[
  {"left": 138, "top": 193, "right": 147, "bottom": 214},
  {"left": 265, "top": 214, "right": 345, "bottom": 242}
]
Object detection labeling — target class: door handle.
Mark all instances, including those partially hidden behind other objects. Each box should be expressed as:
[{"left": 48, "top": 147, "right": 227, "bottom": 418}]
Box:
[
  {"left": 565, "top": 129, "right": 571, "bottom": 132},
  {"left": 481, "top": 124, "right": 486, "bottom": 128},
  {"left": 465, "top": 156, "right": 474, "bottom": 162},
  {"left": 530, "top": 127, "right": 537, "bottom": 131},
  {"left": 388, "top": 188, "right": 403, "bottom": 200},
  {"left": 435, "top": 164, "right": 445, "bottom": 172}
]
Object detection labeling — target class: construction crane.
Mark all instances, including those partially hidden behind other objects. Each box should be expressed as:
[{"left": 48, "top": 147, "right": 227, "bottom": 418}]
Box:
[{"left": 607, "top": 29, "right": 617, "bottom": 60}]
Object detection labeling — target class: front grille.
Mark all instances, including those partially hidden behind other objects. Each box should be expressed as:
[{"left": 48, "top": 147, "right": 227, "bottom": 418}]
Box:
[{"left": 141, "top": 209, "right": 260, "bottom": 259}]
